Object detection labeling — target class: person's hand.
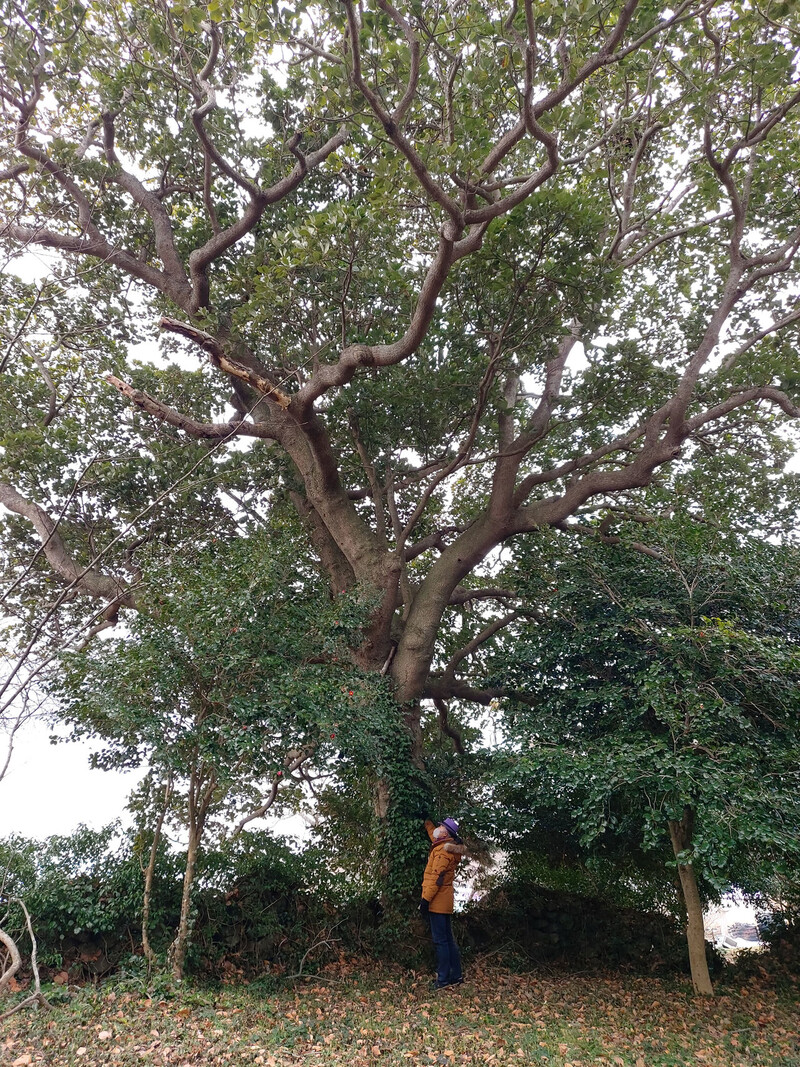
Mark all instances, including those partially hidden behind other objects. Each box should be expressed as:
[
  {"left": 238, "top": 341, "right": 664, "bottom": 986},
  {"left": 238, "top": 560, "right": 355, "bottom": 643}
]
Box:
[{"left": 419, "top": 898, "right": 430, "bottom": 916}]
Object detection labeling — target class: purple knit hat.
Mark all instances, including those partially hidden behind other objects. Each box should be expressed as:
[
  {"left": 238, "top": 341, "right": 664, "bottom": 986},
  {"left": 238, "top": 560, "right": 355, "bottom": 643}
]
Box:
[{"left": 442, "top": 817, "right": 460, "bottom": 837}]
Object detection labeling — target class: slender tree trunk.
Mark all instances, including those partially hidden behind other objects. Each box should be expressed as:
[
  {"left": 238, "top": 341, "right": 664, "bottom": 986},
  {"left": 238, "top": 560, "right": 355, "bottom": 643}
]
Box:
[
  {"left": 169, "top": 766, "right": 214, "bottom": 981},
  {"left": 142, "top": 776, "right": 172, "bottom": 966},
  {"left": 668, "top": 808, "right": 714, "bottom": 997},
  {"left": 170, "top": 821, "right": 202, "bottom": 981}
]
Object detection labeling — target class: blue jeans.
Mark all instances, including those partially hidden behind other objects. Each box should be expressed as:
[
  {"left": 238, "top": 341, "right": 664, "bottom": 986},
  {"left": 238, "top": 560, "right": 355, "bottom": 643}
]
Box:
[{"left": 429, "top": 912, "right": 462, "bottom": 986}]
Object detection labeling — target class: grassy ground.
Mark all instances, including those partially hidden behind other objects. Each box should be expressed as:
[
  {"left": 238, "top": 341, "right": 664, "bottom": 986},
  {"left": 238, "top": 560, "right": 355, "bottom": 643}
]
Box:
[{"left": 1, "top": 960, "right": 798, "bottom": 1067}]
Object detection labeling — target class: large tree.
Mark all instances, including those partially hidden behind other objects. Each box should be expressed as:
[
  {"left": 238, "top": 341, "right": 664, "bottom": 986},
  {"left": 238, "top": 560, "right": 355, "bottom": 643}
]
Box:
[{"left": 1, "top": 2, "right": 800, "bottom": 820}]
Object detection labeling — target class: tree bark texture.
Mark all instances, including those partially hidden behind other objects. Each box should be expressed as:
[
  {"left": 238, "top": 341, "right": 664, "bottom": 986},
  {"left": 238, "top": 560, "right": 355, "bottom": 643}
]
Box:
[
  {"left": 169, "top": 765, "right": 214, "bottom": 981},
  {"left": 170, "top": 822, "right": 202, "bottom": 982},
  {"left": 669, "top": 809, "right": 714, "bottom": 997}
]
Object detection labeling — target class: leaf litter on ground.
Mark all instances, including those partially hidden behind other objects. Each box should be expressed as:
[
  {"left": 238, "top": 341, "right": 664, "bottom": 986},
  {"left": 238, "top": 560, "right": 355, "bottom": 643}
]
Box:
[{"left": 1, "top": 960, "right": 798, "bottom": 1066}]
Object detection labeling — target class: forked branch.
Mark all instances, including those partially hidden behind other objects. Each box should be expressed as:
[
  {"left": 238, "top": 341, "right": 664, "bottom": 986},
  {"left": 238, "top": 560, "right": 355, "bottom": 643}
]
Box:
[{"left": 0, "top": 899, "right": 51, "bottom": 1020}]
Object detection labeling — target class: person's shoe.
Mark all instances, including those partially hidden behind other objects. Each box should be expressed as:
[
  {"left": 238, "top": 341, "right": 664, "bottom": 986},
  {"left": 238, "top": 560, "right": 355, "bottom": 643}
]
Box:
[{"left": 446, "top": 977, "right": 464, "bottom": 987}]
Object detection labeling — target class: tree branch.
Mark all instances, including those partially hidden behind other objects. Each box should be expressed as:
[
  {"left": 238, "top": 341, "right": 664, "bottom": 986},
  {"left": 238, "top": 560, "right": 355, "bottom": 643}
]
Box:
[
  {"left": 433, "top": 698, "right": 465, "bottom": 754},
  {"left": 101, "top": 106, "right": 190, "bottom": 295},
  {"left": 233, "top": 747, "right": 315, "bottom": 835},
  {"left": 686, "top": 386, "right": 800, "bottom": 434},
  {"left": 0, "top": 482, "right": 135, "bottom": 608},
  {"left": 441, "top": 610, "right": 524, "bottom": 681},
  {"left": 105, "top": 375, "right": 276, "bottom": 440},
  {"left": 0, "top": 926, "right": 21, "bottom": 995},
  {"left": 719, "top": 307, "right": 800, "bottom": 372},
  {"left": 0, "top": 900, "right": 51, "bottom": 1019},
  {"left": 158, "top": 317, "right": 292, "bottom": 408},
  {"left": 424, "top": 677, "right": 537, "bottom": 706},
  {"left": 186, "top": 121, "right": 347, "bottom": 310},
  {"left": 343, "top": 0, "right": 461, "bottom": 225},
  {"left": 449, "top": 587, "right": 520, "bottom": 606},
  {"left": 405, "top": 527, "right": 461, "bottom": 562},
  {"left": 552, "top": 519, "right": 664, "bottom": 559}
]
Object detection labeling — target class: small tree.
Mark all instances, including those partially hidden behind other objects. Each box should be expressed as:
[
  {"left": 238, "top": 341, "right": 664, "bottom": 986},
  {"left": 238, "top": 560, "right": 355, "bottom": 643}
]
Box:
[
  {"left": 54, "top": 535, "right": 385, "bottom": 976},
  {"left": 488, "top": 527, "right": 800, "bottom": 995}
]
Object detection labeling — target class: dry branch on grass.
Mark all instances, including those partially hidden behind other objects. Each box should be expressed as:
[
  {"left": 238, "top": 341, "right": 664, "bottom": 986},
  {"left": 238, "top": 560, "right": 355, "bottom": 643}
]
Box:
[{"left": 0, "top": 899, "right": 51, "bottom": 1021}]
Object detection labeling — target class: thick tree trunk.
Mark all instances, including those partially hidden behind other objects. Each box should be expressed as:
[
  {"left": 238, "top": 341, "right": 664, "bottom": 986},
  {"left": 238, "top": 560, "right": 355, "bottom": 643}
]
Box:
[
  {"left": 405, "top": 704, "right": 425, "bottom": 770},
  {"left": 668, "top": 808, "right": 714, "bottom": 997},
  {"left": 392, "top": 517, "right": 502, "bottom": 703}
]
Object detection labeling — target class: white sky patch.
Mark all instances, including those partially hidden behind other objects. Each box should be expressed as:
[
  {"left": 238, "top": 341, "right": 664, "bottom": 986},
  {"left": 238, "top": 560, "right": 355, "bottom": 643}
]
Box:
[
  {"left": 5, "top": 248, "right": 61, "bottom": 284},
  {"left": 0, "top": 714, "right": 309, "bottom": 845},
  {"left": 0, "top": 718, "right": 142, "bottom": 839},
  {"left": 127, "top": 337, "right": 174, "bottom": 369}
]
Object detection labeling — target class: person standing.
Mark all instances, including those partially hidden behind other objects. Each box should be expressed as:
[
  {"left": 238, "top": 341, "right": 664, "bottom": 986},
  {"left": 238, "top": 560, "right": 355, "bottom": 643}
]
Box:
[{"left": 419, "top": 817, "right": 466, "bottom": 989}]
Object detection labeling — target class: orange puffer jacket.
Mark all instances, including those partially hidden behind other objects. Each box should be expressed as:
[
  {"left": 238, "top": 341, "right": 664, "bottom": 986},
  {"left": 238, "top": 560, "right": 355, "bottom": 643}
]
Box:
[{"left": 421, "top": 819, "right": 466, "bottom": 914}]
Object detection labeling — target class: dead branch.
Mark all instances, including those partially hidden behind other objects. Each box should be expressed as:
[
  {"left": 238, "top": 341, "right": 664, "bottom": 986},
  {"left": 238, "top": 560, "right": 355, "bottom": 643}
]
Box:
[
  {"left": 158, "top": 318, "right": 292, "bottom": 408},
  {"left": 105, "top": 376, "right": 276, "bottom": 440},
  {"left": 0, "top": 899, "right": 51, "bottom": 1020}
]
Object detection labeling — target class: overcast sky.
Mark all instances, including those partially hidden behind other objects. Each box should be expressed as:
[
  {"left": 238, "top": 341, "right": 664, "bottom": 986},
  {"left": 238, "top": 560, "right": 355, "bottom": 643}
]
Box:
[
  {"left": 0, "top": 719, "right": 140, "bottom": 839},
  {"left": 0, "top": 715, "right": 309, "bottom": 843}
]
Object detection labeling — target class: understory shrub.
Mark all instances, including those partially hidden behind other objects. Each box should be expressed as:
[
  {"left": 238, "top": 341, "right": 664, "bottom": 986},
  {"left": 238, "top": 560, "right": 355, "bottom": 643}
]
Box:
[
  {"left": 0, "top": 826, "right": 153, "bottom": 973},
  {"left": 0, "top": 826, "right": 377, "bottom": 980},
  {"left": 2, "top": 826, "right": 789, "bottom": 983}
]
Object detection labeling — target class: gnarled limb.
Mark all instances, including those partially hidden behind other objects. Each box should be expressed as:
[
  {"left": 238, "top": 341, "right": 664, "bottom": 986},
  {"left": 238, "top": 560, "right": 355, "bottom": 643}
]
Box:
[
  {"left": 0, "top": 927, "right": 21, "bottom": 995},
  {"left": 101, "top": 104, "right": 190, "bottom": 298},
  {"left": 343, "top": 0, "right": 460, "bottom": 225},
  {"left": 293, "top": 221, "right": 488, "bottom": 410},
  {"left": 0, "top": 482, "right": 135, "bottom": 608}
]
